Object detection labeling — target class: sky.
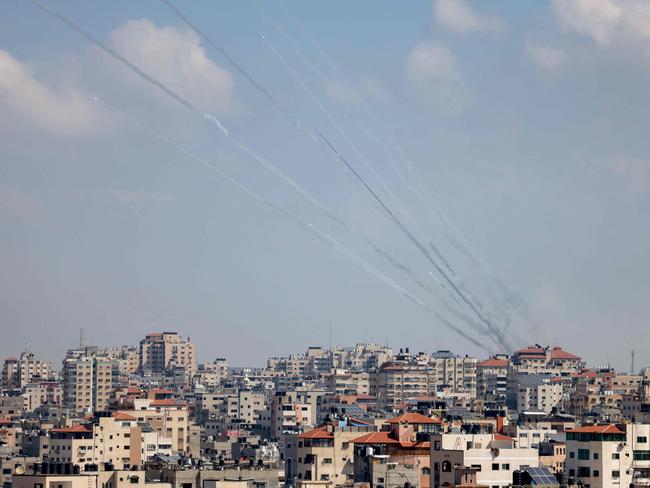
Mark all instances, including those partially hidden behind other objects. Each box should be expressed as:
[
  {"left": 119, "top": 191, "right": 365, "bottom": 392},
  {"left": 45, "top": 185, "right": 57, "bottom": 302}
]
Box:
[{"left": 1, "top": 0, "right": 649, "bottom": 370}]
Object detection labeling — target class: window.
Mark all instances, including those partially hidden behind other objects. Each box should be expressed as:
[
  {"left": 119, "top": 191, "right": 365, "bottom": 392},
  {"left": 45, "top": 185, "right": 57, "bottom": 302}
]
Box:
[
  {"left": 569, "top": 451, "right": 575, "bottom": 459},
  {"left": 593, "top": 452, "right": 599, "bottom": 460},
  {"left": 612, "top": 470, "right": 620, "bottom": 478},
  {"left": 422, "top": 467, "right": 430, "bottom": 475},
  {"left": 634, "top": 451, "right": 650, "bottom": 461},
  {"left": 612, "top": 453, "right": 620, "bottom": 460},
  {"left": 578, "top": 449, "right": 590, "bottom": 460},
  {"left": 442, "top": 461, "right": 451, "bottom": 472},
  {"left": 593, "top": 470, "right": 599, "bottom": 477},
  {"left": 492, "top": 463, "right": 499, "bottom": 471},
  {"left": 471, "top": 464, "right": 482, "bottom": 472},
  {"left": 434, "top": 440, "right": 441, "bottom": 450},
  {"left": 577, "top": 467, "right": 590, "bottom": 477},
  {"left": 501, "top": 463, "right": 510, "bottom": 470}
]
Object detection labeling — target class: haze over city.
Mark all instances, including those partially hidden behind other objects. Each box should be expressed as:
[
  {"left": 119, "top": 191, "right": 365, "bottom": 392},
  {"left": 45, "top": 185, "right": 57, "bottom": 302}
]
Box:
[{"left": 2, "top": 0, "right": 650, "bottom": 371}]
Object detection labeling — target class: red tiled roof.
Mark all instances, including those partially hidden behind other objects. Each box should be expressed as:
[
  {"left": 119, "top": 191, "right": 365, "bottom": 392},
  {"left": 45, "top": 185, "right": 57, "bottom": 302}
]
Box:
[
  {"left": 567, "top": 425, "right": 625, "bottom": 435},
  {"left": 494, "top": 433, "right": 515, "bottom": 442},
  {"left": 478, "top": 358, "right": 509, "bottom": 367},
  {"left": 550, "top": 347, "right": 580, "bottom": 360},
  {"left": 51, "top": 425, "right": 91, "bottom": 434},
  {"left": 149, "top": 388, "right": 175, "bottom": 394},
  {"left": 112, "top": 412, "right": 137, "bottom": 421},
  {"left": 0, "top": 418, "right": 14, "bottom": 425},
  {"left": 386, "top": 412, "right": 442, "bottom": 425},
  {"left": 298, "top": 426, "right": 333, "bottom": 439},
  {"left": 352, "top": 431, "right": 400, "bottom": 444}
]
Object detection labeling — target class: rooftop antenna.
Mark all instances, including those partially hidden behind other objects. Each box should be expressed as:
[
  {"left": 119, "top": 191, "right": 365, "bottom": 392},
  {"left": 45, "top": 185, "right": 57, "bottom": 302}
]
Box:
[{"left": 631, "top": 350, "right": 636, "bottom": 375}]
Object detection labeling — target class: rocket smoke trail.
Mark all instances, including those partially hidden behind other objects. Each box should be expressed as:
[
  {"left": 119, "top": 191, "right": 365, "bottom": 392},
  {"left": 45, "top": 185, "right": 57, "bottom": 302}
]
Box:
[
  {"left": 274, "top": 6, "right": 533, "bottom": 334},
  {"left": 261, "top": 35, "right": 425, "bottom": 237},
  {"left": 257, "top": 26, "right": 509, "bottom": 349},
  {"left": 158, "top": 0, "right": 497, "bottom": 333},
  {"left": 95, "top": 96, "right": 491, "bottom": 353},
  {"left": 317, "top": 129, "right": 512, "bottom": 352},
  {"left": 159, "top": 0, "right": 317, "bottom": 142},
  {"left": 32, "top": 0, "right": 497, "bottom": 347}
]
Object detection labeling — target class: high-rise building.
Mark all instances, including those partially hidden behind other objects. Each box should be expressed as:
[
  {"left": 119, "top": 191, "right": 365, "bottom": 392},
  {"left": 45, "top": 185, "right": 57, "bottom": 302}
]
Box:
[
  {"left": 1, "top": 357, "right": 19, "bottom": 389},
  {"left": 62, "top": 346, "right": 114, "bottom": 412},
  {"left": 139, "top": 332, "right": 196, "bottom": 376},
  {"left": 17, "top": 351, "right": 51, "bottom": 387}
]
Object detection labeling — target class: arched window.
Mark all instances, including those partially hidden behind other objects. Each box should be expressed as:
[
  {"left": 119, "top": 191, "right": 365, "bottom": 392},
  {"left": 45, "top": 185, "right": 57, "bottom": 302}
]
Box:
[
  {"left": 422, "top": 467, "right": 431, "bottom": 475},
  {"left": 442, "top": 461, "right": 452, "bottom": 472}
]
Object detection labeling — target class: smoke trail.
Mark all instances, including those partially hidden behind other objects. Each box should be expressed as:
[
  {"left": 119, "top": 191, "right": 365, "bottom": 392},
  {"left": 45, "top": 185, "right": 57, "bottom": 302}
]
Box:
[
  {"left": 317, "top": 129, "right": 512, "bottom": 352},
  {"left": 33, "top": 0, "right": 497, "bottom": 346},
  {"left": 265, "top": 14, "right": 529, "bottom": 347},
  {"left": 259, "top": 34, "right": 509, "bottom": 337},
  {"left": 261, "top": 35, "right": 424, "bottom": 236},
  {"left": 158, "top": 0, "right": 494, "bottom": 332},
  {"left": 159, "top": 0, "right": 317, "bottom": 142},
  {"left": 307, "top": 225, "right": 489, "bottom": 352},
  {"left": 96, "top": 96, "right": 490, "bottom": 353}
]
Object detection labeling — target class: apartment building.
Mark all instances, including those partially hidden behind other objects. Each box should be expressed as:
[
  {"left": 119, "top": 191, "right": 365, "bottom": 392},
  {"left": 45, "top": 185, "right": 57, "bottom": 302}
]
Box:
[
  {"left": 63, "top": 347, "right": 114, "bottom": 412},
  {"left": 430, "top": 432, "right": 540, "bottom": 488},
  {"left": 22, "top": 382, "right": 62, "bottom": 411},
  {"left": 565, "top": 424, "right": 632, "bottom": 488},
  {"left": 369, "top": 350, "right": 477, "bottom": 409},
  {"left": 477, "top": 356, "right": 509, "bottom": 404},
  {"left": 17, "top": 351, "right": 52, "bottom": 387},
  {"left": 294, "top": 421, "right": 374, "bottom": 487},
  {"left": 352, "top": 413, "right": 441, "bottom": 488},
  {"left": 195, "top": 358, "right": 229, "bottom": 387},
  {"left": 139, "top": 332, "right": 196, "bottom": 376},
  {"left": 2, "top": 357, "right": 19, "bottom": 389},
  {"left": 126, "top": 398, "right": 190, "bottom": 453},
  {"left": 515, "top": 375, "right": 564, "bottom": 413}
]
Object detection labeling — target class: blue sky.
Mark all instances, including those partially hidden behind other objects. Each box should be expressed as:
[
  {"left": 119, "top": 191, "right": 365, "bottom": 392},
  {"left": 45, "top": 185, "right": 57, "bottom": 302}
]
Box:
[{"left": 1, "top": 0, "right": 649, "bottom": 369}]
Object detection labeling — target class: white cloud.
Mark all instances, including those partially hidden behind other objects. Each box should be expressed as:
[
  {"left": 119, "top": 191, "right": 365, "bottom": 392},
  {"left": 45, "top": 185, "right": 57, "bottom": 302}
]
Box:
[
  {"left": 0, "top": 50, "right": 109, "bottom": 139},
  {"left": 608, "top": 155, "right": 650, "bottom": 195},
  {"left": 552, "top": 0, "right": 650, "bottom": 46},
  {"left": 405, "top": 41, "right": 473, "bottom": 113},
  {"left": 526, "top": 41, "right": 568, "bottom": 70},
  {"left": 109, "top": 19, "right": 236, "bottom": 115},
  {"left": 434, "top": 0, "right": 503, "bottom": 35}
]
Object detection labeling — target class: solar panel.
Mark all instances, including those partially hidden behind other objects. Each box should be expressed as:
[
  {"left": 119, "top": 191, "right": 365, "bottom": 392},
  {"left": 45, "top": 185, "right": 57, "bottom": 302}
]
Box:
[{"left": 524, "top": 466, "right": 560, "bottom": 486}]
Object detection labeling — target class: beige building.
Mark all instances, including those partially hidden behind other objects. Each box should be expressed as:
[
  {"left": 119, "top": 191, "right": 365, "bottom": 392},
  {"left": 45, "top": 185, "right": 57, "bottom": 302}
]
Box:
[
  {"left": 23, "top": 382, "right": 62, "bottom": 411},
  {"left": 63, "top": 347, "right": 114, "bottom": 413},
  {"left": 195, "top": 358, "right": 229, "bottom": 387},
  {"left": 294, "top": 423, "right": 374, "bottom": 487},
  {"left": 430, "top": 432, "right": 539, "bottom": 488},
  {"left": 126, "top": 398, "right": 190, "bottom": 453},
  {"left": 565, "top": 424, "right": 632, "bottom": 488},
  {"left": 139, "top": 332, "right": 196, "bottom": 376}
]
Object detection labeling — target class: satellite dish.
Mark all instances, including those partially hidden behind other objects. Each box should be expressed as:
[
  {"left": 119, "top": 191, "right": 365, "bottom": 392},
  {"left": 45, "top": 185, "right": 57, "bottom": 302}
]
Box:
[{"left": 15, "top": 466, "right": 26, "bottom": 475}]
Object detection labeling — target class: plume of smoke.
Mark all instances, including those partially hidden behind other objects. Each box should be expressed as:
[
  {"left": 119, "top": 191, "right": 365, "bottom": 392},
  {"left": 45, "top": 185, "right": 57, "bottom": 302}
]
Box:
[
  {"left": 317, "top": 129, "right": 512, "bottom": 352},
  {"left": 33, "top": 0, "right": 500, "bottom": 349},
  {"left": 271, "top": 7, "right": 534, "bottom": 343},
  {"left": 159, "top": 0, "right": 318, "bottom": 143},
  {"left": 159, "top": 0, "right": 496, "bottom": 336},
  {"left": 96, "top": 95, "right": 491, "bottom": 353}
]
